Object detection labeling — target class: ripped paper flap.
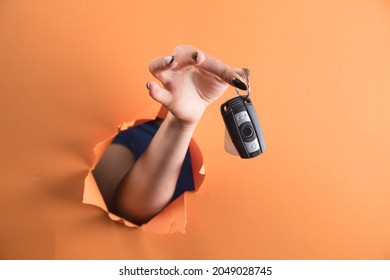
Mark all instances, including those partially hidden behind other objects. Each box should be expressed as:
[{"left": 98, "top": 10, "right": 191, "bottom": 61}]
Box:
[{"left": 83, "top": 116, "right": 205, "bottom": 234}]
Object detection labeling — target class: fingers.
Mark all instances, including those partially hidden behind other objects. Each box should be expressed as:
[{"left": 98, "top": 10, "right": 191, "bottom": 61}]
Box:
[
  {"left": 148, "top": 55, "right": 178, "bottom": 83},
  {"left": 148, "top": 45, "right": 249, "bottom": 90},
  {"left": 171, "top": 45, "right": 206, "bottom": 69},
  {"left": 148, "top": 45, "right": 203, "bottom": 83},
  {"left": 146, "top": 81, "right": 172, "bottom": 107},
  {"left": 197, "top": 52, "right": 249, "bottom": 90}
]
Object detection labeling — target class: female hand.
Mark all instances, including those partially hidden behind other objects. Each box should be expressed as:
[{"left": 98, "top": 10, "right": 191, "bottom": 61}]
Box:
[{"left": 147, "top": 45, "right": 249, "bottom": 125}]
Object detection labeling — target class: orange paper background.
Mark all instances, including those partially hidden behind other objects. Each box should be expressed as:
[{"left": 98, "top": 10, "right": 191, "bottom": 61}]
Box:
[{"left": 1, "top": 0, "right": 390, "bottom": 259}]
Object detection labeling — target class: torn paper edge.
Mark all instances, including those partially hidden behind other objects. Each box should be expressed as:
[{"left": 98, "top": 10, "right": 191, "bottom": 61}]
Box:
[{"left": 83, "top": 115, "right": 205, "bottom": 234}]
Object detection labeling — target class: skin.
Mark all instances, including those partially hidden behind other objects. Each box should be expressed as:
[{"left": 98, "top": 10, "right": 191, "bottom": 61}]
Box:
[{"left": 93, "top": 45, "right": 248, "bottom": 225}]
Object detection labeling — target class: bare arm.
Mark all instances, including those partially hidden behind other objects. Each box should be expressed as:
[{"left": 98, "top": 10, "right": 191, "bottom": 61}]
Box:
[
  {"left": 93, "top": 45, "right": 249, "bottom": 225},
  {"left": 112, "top": 113, "right": 197, "bottom": 224}
]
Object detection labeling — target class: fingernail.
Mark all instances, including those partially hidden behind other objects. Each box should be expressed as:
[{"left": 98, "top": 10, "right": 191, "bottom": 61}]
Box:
[
  {"left": 146, "top": 82, "right": 151, "bottom": 89},
  {"left": 243, "top": 68, "right": 251, "bottom": 77},
  {"left": 192, "top": 52, "right": 198, "bottom": 62},
  {"left": 232, "top": 78, "right": 248, "bottom": 90},
  {"left": 163, "top": 56, "right": 175, "bottom": 66}
]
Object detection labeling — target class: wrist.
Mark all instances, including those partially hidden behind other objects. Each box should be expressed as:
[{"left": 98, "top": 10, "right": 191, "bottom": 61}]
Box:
[{"left": 165, "top": 111, "right": 200, "bottom": 134}]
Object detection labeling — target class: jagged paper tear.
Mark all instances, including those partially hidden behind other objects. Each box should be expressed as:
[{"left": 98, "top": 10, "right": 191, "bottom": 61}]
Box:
[{"left": 83, "top": 117, "right": 205, "bottom": 234}]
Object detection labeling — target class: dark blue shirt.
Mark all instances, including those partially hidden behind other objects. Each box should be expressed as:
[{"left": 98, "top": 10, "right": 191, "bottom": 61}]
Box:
[{"left": 112, "top": 120, "right": 195, "bottom": 201}]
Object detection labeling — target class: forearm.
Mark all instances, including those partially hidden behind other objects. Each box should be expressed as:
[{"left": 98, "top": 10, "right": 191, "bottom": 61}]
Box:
[
  {"left": 112, "top": 112, "right": 201, "bottom": 225},
  {"left": 109, "top": 45, "right": 246, "bottom": 225}
]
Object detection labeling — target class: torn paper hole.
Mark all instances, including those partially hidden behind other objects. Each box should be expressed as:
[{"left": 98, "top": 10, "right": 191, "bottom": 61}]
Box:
[{"left": 83, "top": 118, "right": 205, "bottom": 234}]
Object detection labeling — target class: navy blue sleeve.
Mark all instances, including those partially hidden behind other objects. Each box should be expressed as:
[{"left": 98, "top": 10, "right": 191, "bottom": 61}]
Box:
[
  {"left": 111, "top": 120, "right": 195, "bottom": 201},
  {"left": 111, "top": 121, "right": 158, "bottom": 160}
]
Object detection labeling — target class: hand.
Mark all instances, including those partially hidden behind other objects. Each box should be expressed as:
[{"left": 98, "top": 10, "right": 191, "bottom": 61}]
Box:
[{"left": 147, "top": 45, "right": 249, "bottom": 125}]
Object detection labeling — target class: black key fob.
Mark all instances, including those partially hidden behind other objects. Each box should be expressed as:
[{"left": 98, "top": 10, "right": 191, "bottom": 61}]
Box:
[{"left": 220, "top": 86, "right": 266, "bottom": 159}]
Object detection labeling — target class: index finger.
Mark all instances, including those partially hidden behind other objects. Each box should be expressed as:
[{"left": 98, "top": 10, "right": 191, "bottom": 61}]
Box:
[{"left": 196, "top": 51, "right": 249, "bottom": 91}]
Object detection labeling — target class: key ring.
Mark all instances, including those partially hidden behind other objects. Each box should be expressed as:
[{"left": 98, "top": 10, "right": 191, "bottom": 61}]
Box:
[{"left": 234, "top": 74, "right": 250, "bottom": 99}]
